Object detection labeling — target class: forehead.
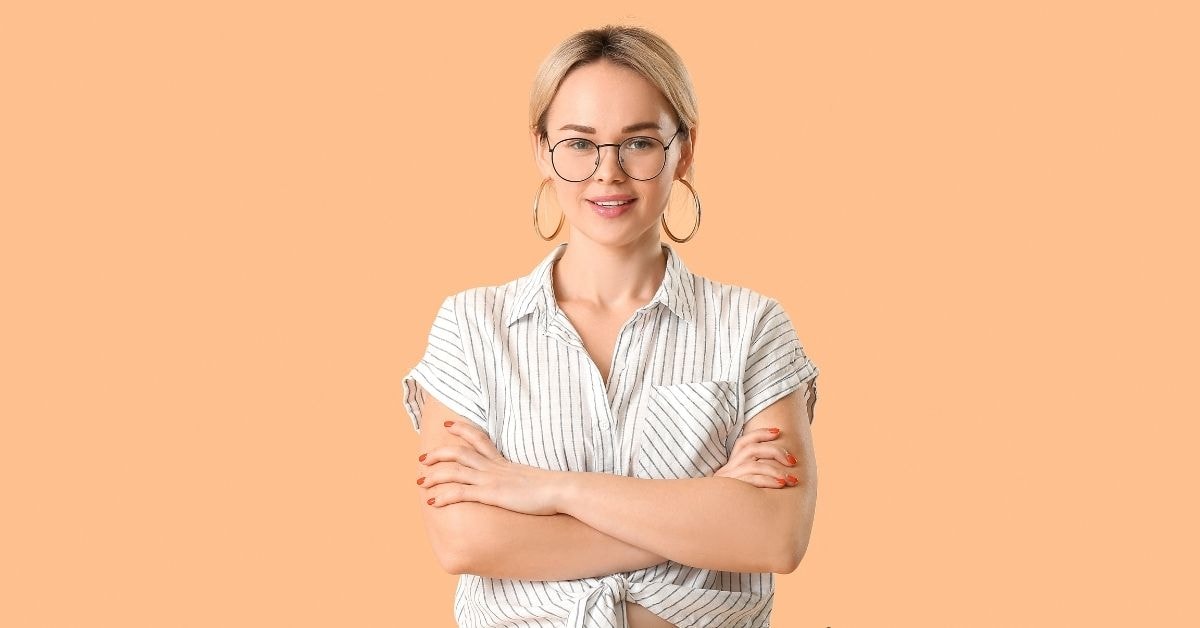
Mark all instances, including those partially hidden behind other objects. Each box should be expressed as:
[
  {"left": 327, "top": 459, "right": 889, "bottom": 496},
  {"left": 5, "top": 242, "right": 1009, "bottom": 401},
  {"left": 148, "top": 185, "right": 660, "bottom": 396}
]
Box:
[{"left": 547, "top": 60, "right": 674, "bottom": 132}]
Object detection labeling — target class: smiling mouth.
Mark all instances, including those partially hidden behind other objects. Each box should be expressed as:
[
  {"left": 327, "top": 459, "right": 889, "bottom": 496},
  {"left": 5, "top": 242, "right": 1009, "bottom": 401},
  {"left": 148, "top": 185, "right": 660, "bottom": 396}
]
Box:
[{"left": 587, "top": 197, "right": 637, "bottom": 217}]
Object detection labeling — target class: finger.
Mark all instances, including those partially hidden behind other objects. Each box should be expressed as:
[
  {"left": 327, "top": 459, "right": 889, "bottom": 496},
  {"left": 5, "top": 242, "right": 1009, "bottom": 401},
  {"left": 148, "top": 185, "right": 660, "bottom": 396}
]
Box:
[
  {"left": 735, "top": 427, "right": 782, "bottom": 447},
  {"left": 417, "top": 462, "right": 481, "bottom": 489},
  {"left": 723, "top": 459, "right": 793, "bottom": 485},
  {"left": 742, "top": 443, "right": 796, "bottom": 466},
  {"left": 444, "top": 421, "right": 504, "bottom": 461},
  {"left": 723, "top": 448, "right": 758, "bottom": 470},
  {"left": 425, "top": 481, "right": 476, "bottom": 508},
  {"left": 745, "top": 460, "right": 799, "bottom": 484},
  {"left": 418, "top": 444, "right": 491, "bottom": 471},
  {"left": 734, "top": 473, "right": 790, "bottom": 489},
  {"left": 726, "top": 429, "right": 783, "bottom": 466}
]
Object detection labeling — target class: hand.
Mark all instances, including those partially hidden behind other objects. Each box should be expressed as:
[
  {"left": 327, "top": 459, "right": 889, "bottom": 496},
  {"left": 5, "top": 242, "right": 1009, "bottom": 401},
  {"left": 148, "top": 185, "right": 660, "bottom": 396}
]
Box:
[
  {"left": 416, "top": 420, "right": 563, "bottom": 516},
  {"left": 714, "top": 427, "right": 800, "bottom": 488}
]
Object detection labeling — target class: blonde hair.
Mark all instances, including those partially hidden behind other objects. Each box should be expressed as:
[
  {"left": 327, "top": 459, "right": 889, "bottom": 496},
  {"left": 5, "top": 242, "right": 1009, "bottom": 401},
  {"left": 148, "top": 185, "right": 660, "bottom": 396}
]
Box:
[{"left": 529, "top": 25, "right": 699, "bottom": 183}]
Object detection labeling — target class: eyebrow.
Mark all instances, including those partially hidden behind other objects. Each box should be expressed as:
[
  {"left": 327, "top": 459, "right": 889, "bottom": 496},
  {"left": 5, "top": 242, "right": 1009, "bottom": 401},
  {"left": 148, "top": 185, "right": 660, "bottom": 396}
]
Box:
[{"left": 557, "top": 121, "right": 662, "bottom": 134}]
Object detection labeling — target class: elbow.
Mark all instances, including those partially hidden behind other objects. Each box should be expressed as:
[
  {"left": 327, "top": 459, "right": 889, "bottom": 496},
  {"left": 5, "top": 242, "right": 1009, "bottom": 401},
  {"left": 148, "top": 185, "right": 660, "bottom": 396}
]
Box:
[
  {"left": 751, "top": 521, "right": 810, "bottom": 574},
  {"left": 772, "top": 537, "right": 810, "bottom": 574},
  {"left": 439, "top": 549, "right": 471, "bottom": 576},
  {"left": 433, "top": 536, "right": 477, "bottom": 575},
  {"left": 429, "top": 532, "right": 468, "bottom": 574},
  {"left": 426, "top": 509, "right": 476, "bottom": 575},
  {"left": 767, "top": 496, "right": 816, "bottom": 573},
  {"left": 425, "top": 501, "right": 507, "bottom": 576}
]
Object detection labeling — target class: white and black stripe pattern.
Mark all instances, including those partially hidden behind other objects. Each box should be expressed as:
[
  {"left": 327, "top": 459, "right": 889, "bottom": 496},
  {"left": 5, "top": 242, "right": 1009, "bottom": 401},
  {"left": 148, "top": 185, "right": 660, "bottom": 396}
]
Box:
[{"left": 403, "top": 242, "right": 819, "bottom": 627}]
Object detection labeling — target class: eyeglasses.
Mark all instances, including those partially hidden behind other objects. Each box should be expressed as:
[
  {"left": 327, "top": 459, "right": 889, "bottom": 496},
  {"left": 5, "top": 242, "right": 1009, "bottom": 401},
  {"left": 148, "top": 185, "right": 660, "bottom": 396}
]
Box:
[{"left": 546, "top": 128, "right": 683, "bottom": 182}]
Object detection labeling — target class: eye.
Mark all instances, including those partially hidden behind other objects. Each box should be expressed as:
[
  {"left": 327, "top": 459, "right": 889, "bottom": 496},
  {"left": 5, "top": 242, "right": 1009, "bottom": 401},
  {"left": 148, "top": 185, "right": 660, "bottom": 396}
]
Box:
[
  {"left": 625, "top": 138, "right": 654, "bottom": 151},
  {"left": 565, "top": 139, "right": 593, "bottom": 151}
]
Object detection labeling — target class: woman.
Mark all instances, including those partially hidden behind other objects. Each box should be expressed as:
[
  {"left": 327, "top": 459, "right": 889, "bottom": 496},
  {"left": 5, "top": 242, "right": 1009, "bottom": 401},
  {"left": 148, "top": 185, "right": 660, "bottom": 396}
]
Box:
[{"left": 403, "top": 25, "right": 820, "bottom": 628}]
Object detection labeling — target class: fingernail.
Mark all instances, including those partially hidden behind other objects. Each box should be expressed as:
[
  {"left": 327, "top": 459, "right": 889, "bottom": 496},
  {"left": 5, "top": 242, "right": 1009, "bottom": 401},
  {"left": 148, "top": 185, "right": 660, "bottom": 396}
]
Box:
[
  {"left": 444, "top": 420, "right": 455, "bottom": 427},
  {"left": 426, "top": 497, "right": 436, "bottom": 505},
  {"left": 416, "top": 477, "right": 425, "bottom": 485},
  {"left": 786, "top": 453, "right": 797, "bottom": 465},
  {"left": 776, "top": 477, "right": 786, "bottom": 486},
  {"left": 787, "top": 474, "right": 798, "bottom": 485},
  {"left": 768, "top": 428, "right": 781, "bottom": 434},
  {"left": 418, "top": 453, "right": 427, "bottom": 462}
]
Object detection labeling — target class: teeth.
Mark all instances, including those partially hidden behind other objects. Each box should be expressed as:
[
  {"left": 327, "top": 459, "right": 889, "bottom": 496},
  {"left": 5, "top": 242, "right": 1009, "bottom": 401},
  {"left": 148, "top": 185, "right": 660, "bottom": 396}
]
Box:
[{"left": 594, "top": 200, "right": 632, "bottom": 206}]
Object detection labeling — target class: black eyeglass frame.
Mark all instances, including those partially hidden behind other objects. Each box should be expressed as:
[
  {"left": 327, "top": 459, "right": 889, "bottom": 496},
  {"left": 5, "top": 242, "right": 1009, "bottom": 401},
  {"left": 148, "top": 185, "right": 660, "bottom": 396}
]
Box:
[{"left": 545, "top": 127, "right": 684, "bottom": 183}]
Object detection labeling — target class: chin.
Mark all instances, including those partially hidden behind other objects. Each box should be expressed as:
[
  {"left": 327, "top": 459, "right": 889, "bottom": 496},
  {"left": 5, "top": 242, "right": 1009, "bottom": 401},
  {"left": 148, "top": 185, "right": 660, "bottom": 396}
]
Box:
[{"left": 570, "top": 218, "right": 661, "bottom": 247}]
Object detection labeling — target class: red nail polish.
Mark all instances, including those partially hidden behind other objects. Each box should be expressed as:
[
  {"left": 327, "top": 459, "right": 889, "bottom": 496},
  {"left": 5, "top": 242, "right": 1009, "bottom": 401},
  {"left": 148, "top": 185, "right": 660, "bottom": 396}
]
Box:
[
  {"left": 786, "top": 454, "right": 797, "bottom": 465},
  {"left": 419, "top": 453, "right": 427, "bottom": 462},
  {"left": 768, "top": 428, "right": 780, "bottom": 434},
  {"left": 776, "top": 477, "right": 786, "bottom": 486},
  {"left": 444, "top": 420, "right": 455, "bottom": 427},
  {"left": 787, "top": 474, "right": 798, "bottom": 484},
  {"left": 416, "top": 477, "right": 425, "bottom": 485},
  {"left": 426, "top": 497, "right": 436, "bottom": 505}
]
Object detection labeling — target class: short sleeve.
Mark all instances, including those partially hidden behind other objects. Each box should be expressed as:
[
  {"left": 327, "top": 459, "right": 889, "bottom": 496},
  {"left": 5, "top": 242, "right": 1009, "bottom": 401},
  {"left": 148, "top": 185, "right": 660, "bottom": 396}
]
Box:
[
  {"left": 401, "top": 295, "right": 488, "bottom": 434},
  {"left": 741, "top": 298, "right": 820, "bottom": 422}
]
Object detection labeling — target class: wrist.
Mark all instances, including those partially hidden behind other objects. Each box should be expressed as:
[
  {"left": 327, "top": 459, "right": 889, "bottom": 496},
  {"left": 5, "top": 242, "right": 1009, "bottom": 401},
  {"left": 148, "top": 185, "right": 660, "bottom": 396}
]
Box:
[{"left": 548, "top": 469, "right": 581, "bottom": 515}]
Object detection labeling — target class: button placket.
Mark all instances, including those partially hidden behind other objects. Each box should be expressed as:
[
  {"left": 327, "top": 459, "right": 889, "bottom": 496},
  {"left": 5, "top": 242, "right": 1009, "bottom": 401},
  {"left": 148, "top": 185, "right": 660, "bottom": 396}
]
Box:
[
  {"left": 591, "top": 322, "right": 627, "bottom": 473},
  {"left": 543, "top": 305, "right": 652, "bottom": 475},
  {"left": 537, "top": 308, "right": 610, "bottom": 471},
  {"left": 605, "top": 309, "right": 653, "bottom": 474}
]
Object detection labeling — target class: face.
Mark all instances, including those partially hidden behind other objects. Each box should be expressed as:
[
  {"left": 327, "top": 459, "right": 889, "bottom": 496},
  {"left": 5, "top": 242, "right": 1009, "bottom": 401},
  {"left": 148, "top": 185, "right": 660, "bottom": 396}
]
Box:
[{"left": 531, "top": 58, "right": 696, "bottom": 248}]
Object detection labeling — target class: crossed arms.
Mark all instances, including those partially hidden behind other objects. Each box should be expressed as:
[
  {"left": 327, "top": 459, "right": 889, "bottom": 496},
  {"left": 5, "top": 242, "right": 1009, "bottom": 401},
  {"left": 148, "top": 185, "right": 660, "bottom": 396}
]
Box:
[{"left": 411, "top": 379, "right": 819, "bottom": 579}]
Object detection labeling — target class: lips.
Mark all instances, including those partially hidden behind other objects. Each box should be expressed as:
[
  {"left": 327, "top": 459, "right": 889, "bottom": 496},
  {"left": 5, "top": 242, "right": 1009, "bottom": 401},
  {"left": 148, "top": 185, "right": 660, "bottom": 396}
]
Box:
[{"left": 587, "top": 195, "right": 637, "bottom": 204}]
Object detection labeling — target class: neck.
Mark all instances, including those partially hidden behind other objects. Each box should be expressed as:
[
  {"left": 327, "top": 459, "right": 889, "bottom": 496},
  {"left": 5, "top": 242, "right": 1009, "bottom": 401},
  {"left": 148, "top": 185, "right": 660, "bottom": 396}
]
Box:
[{"left": 552, "top": 236, "right": 666, "bottom": 311}]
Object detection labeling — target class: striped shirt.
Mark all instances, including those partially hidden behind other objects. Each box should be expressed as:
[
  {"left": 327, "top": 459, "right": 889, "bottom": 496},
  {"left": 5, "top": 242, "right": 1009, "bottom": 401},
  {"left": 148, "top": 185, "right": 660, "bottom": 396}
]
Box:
[{"left": 402, "top": 242, "right": 819, "bottom": 627}]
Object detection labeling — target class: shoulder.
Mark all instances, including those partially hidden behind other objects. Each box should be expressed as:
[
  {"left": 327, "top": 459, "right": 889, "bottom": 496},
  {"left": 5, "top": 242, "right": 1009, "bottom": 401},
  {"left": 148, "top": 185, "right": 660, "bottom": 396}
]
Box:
[
  {"left": 436, "top": 279, "right": 526, "bottom": 336},
  {"left": 439, "top": 269, "right": 530, "bottom": 309},
  {"left": 439, "top": 279, "right": 520, "bottom": 313},
  {"left": 692, "top": 272, "right": 788, "bottom": 326}
]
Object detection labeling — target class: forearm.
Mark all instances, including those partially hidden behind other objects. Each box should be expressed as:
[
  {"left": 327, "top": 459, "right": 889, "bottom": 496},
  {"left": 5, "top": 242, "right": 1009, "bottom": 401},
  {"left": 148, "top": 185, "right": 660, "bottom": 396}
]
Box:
[
  {"left": 439, "top": 502, "right": 669, "bottom": 580},
  {"left": 554, "top": 473, "right": 793, "bottom": 573}
]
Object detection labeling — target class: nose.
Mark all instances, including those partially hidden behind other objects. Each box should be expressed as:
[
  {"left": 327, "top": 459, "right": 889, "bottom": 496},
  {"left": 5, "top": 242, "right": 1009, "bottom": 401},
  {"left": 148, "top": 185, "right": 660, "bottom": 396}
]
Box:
[{"left": 594, "top": 144, "right": 625, "bottom": 182}]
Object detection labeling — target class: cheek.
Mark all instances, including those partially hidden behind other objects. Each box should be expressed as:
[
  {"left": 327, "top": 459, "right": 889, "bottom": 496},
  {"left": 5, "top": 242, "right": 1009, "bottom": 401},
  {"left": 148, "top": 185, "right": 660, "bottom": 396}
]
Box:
[
  {"left": 637, "top": 183, "right": 673, "bottom": 211},
  {"left": 555, "top": 184, "right": 587, "bottom": 209}
]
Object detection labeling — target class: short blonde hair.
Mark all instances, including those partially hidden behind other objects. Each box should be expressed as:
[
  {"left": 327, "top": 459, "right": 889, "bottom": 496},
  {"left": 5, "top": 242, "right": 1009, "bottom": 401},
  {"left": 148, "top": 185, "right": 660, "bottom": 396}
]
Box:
[{"left": 529, "top": 25, "right": 698, "bottom": 182}]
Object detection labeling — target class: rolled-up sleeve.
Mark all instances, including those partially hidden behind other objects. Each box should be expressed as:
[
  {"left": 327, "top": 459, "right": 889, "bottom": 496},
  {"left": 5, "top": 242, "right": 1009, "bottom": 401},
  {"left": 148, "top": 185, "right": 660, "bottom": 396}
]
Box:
[
  {"left": 402, "top": 295, "right": 488, "bottom": 434},
  {"left": 741, "top": 298, "right": 819, "bottom": 423}
]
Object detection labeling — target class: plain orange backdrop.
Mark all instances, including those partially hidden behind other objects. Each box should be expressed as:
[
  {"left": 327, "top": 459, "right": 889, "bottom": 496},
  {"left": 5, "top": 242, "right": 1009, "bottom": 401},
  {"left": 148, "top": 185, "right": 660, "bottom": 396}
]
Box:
[{"left": 2, "top": 1, "right": 1197, "bottom": 626}]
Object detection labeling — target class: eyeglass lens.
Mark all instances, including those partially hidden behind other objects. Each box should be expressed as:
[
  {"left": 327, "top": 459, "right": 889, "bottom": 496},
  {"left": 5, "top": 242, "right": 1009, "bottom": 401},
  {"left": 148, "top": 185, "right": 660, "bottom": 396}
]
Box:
[{"left": 551, "top": 136, "right": 667, "bottom": 182}]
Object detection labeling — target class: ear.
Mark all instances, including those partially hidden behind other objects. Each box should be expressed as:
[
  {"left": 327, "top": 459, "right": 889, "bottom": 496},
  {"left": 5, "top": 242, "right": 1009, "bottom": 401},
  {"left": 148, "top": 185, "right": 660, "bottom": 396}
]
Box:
[
  {"left": 531, "top": 129, "right": 553, "bottom": 179},
  {"left": 673, "top": 124, "right": 697, "bottom": 180}
]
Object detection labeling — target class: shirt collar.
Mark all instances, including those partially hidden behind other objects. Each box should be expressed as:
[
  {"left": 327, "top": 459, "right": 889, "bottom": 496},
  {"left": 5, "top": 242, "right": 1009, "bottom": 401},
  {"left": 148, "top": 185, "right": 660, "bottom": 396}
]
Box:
[{"left": 504, "top": 242, "right": 696, "bottom": 328}]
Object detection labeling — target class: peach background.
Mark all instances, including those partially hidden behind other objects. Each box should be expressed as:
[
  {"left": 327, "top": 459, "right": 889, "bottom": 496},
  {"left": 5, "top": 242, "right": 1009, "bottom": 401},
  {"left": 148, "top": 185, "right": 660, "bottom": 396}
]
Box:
[{"left": 3, "top": 1, "right": 1197, "bottom": 626}]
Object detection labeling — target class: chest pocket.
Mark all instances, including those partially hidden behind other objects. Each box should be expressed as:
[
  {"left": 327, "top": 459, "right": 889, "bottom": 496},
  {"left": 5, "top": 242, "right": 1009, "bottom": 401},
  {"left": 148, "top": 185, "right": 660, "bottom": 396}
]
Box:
[{"left": 633, "top": 379, "right": 741, "bottom": 479}]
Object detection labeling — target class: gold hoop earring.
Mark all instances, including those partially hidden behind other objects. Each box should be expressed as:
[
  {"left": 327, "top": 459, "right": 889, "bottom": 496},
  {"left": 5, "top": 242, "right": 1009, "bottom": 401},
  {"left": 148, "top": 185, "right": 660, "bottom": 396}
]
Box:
[
  {"left": 661, "top": 178, "right": 701, "bottom": 243},
  {"left": 532, "top": 177, "right": 565, "bottom": 241}
]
